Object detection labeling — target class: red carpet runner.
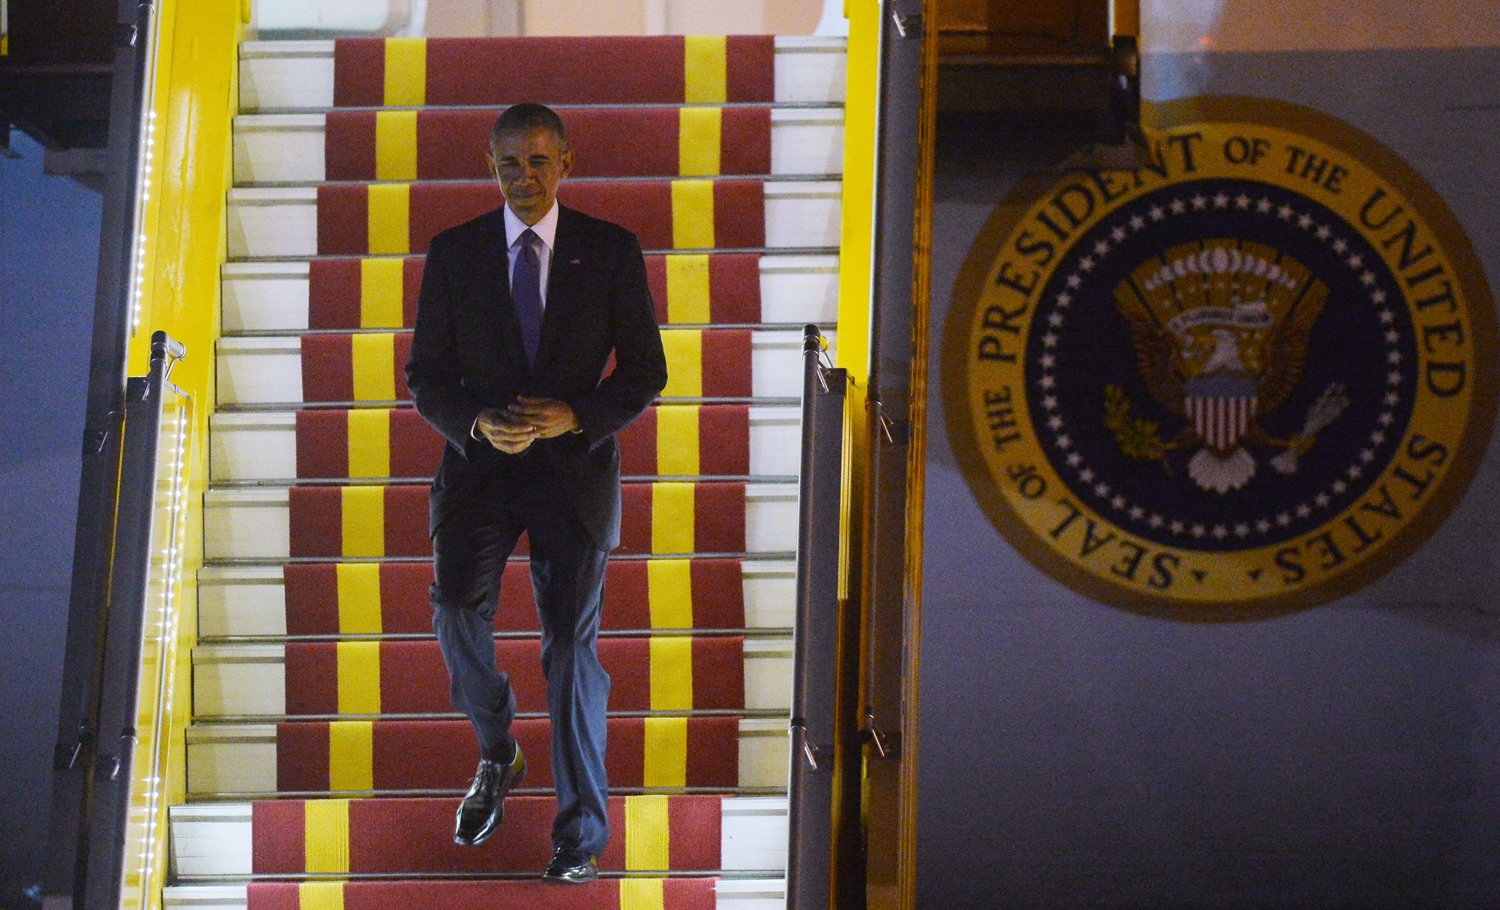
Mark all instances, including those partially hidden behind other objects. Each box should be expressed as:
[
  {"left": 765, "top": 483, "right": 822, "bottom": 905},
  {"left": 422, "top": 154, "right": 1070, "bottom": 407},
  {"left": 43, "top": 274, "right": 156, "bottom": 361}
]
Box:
[
  {"left": 326, "top": 107, "right": 772, "bottom": 180},
  {"left": 317, "top": 180, "right": 767, "bottom": 255},
  {"left": 279, "top": 637, "right": 746, "bottom": 715},
  {"left": 294, "top": 406, "right": 754, "bottom": 479},
  {"left": 250, "top": 879, "right": 715, "bottom": 910},
  {"left": 332, "top": 36, "right": 774, "bottom": 106},
  {"left": 298, "top": 328, "right": 755, "bottom": 402},
  {"left": 282, "top": 558, "right": 749, "bottom": 634},
  {"left": 200, "top": 30, "right": 819, "bottom": 909},
  {"left": 253, "top": 795, "right": 722, "bottom": 873},
  {"left": 274, "top": 717, "right": 742, "bottom": 792},
  {"left": 306, "top": 252, "right": 768, "bottom": 329},
  {"left": 285, "top": 481, "right": 748, "bottom": 557}
]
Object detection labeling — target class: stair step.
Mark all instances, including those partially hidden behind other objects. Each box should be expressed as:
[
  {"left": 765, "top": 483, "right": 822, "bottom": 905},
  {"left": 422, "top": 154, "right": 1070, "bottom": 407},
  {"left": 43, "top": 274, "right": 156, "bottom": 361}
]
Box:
[
  {"left": 239, "top": 36, "right": 846, "bottom": 111},
  {"left": 203, "top": 481, "right": 797, "bottom": 561},
  {"left": 183, "top": 33, "right": 827, "bottom": 903},
  {"left": 199, "top": 558, "right": 794, "bottom": 638},
  {"left": 209, "top": 405, "right": 801, "bottom": 484},
  {"left": 165, "top": 879, "right": 786, "bottom": 910},
  {"left": 234, "top": 107, "right": 845, "bottom": 184},
  {"left": 191, "top": 637, "right": 792, "bottom": 718},
  {"left": 169, "top": 794, "right": 780, "bottom": 877},
  {"left": 186, "top": 717, "right": 788, "bottom": 797},
  {"left": 216, "top": 328, "right": 831, "bottom": 406},
  {"left": 226, "top": 180, "right": 841, "bottom": 259},
  {"left": 221, "top": 253, "right": 839, "bottom": 333}
]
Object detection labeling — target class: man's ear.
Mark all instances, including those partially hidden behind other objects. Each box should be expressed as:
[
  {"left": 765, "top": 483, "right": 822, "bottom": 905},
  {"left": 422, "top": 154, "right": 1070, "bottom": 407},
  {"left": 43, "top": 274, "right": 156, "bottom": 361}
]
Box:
[
  {"left": 560, "top": 146, "right": 575, "bottom": 179},
  {"left": 486, "top": 154, "right": 499, "bottom": 180}
]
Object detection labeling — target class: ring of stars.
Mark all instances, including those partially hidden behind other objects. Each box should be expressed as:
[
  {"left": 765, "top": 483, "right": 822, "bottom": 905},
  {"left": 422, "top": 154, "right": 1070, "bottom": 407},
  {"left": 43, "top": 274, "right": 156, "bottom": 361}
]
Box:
[{"left": 1033, "top": 185, "right": 1409, "bottom": 543}]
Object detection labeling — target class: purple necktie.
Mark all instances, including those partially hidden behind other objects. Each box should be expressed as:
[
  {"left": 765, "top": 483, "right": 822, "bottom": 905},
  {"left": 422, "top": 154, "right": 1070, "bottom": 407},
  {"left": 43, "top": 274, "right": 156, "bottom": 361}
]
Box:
[{"left": 513, "top": 228, "right": 542, "bottom": 365}]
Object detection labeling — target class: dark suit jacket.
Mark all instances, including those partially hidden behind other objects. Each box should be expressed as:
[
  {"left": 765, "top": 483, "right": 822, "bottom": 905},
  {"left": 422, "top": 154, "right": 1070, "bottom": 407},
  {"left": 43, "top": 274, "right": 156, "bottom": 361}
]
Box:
[{"left": 405, "top": 204, "right": 668, "bottom": 549}]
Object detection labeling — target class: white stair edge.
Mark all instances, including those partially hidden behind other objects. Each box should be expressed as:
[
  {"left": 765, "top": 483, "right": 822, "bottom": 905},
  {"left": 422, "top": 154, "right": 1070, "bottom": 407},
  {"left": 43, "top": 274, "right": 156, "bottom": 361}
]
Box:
[
  {"left": 198, "top": 557, "right": 798, "bottom": 637},
  {"left": 165, "top": 881, "right": 789, "bottom": 910},
  {"left": 183, "top": 716, "right": 789, "bottom": 797},
  {"left": 240, "top": 37, "right": 846, "bottom": 110},
  {"left": 221, "top": 253, "right": 840, "bottom": 333},
  {"left": 169, "top": 795, "right": 789, "bottom": 876},
  {"left": 214, "top": 328, "right": 837, "bottom": 406},
  {"left": 191, "top": 635, "right": 793, "bottom": 718},
  {"left": 234, "top": 108, "right": 847, "bottom": 184},
  {"left": 720, "top": 796, "right": 792, "bottom": 877},
  {"left": 210, "top": 404, "right": 802, "bottom": 484},
  {"left": 226, "top": 181, "right": 842, "bottom": 259}
]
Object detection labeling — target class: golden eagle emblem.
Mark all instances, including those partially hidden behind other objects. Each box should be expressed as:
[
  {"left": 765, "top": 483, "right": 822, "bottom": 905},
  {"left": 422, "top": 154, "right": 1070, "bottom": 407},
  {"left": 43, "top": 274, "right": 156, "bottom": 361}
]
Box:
[{"left": 1109, "top": 240, "right": 1349, "bottom": 492}]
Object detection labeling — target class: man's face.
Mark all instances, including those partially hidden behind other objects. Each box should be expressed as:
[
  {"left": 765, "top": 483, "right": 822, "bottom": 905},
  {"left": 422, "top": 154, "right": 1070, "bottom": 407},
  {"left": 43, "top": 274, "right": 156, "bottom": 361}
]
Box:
[{"left": 488, "top": 126, "right": 573, "bottom": 225}]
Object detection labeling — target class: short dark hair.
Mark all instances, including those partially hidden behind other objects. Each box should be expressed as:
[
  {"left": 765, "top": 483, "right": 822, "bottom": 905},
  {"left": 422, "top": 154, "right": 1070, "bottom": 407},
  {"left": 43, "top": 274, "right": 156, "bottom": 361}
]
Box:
[{"left": 489, "top": 103, "right": 568, "bottom": 156}]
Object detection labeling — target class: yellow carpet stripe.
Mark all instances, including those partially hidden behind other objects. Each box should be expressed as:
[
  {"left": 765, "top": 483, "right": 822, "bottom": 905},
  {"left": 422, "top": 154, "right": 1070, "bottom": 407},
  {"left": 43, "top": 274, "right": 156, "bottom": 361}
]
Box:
[
  {"left": 656, "top": 404, "right": 700, "bottom": 476},
  {"left": 659, "top": 329, "right": 703, "bottom": 398},
  {"left": 619, "top": 878, "right": 666, "bottom": 910},
  {"left": 642, "top": 716, "right": 689, "bottom": 788},
  {"left": 303, "top": 800, "right": 351, "bottom": 874},
  {"left": 650, "top": 482, "right": 696, "bottom": 555},
  {"left": 328, "top": 721, "right": 375, "bottom": 792},
  {"left": 670, "top": 180, "right": 715, "bottom": 249},
  {"left": 340, "top": 486, "right": 385, "bottom": 557},
  {"left": 664, "top": 254, "right": 711, "bottom": 324},
  {"left": 624, "top": 795, "right": 671, "bottom": 871},
  {"left": 646, "top": 559, "right": 694, "bottom": 629},
  {"left": 374, "top": 110, "right": 418, "bottom": 181},
  {"left": 346, "top": 408, "right": 391, "bottom": 479},
  {"left": 335, "top": 562, "right": 383, "bottom": 634},
  {"left": 351, "top": 333, "right": 396, "bottom": 402},
  {"left": 366, "top": 183, "right": 410, "bottom": 255},
  {"left": 382, "top": 37, "right": 427, "bottom": 106},
  {"left": 298, "top": 881, "right": 345, "bottom": 910},
  {"left": 678, "top": 107, "right": 722, "bottom": 177},
  {"left": 359, "top": 257, "right": 405, "bottom": 328},
  {"left": 336, "top": 640, "right": 382, "bottom": 714},
  {"left": 649, "top": 635, "right": 694, "bottom": 711},
  {"left": 683, "top": 35, "right": 727, "bottom": 104}
]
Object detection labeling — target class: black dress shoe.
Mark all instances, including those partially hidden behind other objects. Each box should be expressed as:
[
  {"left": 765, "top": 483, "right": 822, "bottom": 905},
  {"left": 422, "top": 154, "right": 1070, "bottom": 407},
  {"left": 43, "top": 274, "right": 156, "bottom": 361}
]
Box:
[
  {"left": 453, "top": 746, "right": 526, "bottom": 846},
  {"left": 542, "top": 845, "right": 598, "bottom": 884}
]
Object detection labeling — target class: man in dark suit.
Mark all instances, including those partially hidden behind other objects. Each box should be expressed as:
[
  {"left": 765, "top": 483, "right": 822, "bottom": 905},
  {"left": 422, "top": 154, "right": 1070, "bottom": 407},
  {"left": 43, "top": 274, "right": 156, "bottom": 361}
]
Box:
[{"left": 405, "top": 103, "right": 667, "bottom": 884}]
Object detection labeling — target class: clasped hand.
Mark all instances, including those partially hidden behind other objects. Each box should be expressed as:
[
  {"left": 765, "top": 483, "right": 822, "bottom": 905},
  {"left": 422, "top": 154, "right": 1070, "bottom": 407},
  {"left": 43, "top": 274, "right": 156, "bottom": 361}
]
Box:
[{"left": 475, "top": 396, "right": 578, "bottom": 454}]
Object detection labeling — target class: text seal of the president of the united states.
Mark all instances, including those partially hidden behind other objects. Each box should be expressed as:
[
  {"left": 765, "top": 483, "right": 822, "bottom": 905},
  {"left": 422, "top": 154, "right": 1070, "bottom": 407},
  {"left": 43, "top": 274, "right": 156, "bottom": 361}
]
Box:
[{"left": 945, "top": 97, "right": 1497, "bottom": 616}]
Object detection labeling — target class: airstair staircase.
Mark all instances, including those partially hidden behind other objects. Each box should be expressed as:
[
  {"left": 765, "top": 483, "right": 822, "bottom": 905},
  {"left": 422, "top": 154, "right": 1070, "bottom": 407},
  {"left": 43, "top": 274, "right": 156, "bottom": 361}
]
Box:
[{"left": 162, "top": 31, "right": 846, "bottom": 910}]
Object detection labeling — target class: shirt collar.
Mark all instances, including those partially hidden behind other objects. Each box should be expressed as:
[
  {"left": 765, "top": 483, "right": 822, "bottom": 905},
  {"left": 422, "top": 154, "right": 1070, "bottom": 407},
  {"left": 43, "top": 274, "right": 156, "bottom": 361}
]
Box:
[{"left": 504, "top": 201, "right": 560, "bottom": 252}]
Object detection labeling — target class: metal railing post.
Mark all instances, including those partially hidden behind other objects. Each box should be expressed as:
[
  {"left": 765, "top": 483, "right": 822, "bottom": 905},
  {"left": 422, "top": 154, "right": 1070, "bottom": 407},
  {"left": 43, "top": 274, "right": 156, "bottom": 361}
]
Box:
[
  {"left": 787, "top": 325, "right": 848, "bottom": 910},
  {"left": 46, "top": 330, "right": 185, "bottom": 910},
  {"left": 44, "top": 2, "right": 161, "bottom": 905}
]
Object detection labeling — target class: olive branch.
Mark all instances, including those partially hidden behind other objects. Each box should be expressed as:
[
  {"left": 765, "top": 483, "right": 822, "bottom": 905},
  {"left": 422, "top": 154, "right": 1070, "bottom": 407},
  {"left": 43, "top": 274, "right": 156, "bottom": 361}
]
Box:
[{"left": 1103, "top": 385, "right": 1170, "bottom": 466}]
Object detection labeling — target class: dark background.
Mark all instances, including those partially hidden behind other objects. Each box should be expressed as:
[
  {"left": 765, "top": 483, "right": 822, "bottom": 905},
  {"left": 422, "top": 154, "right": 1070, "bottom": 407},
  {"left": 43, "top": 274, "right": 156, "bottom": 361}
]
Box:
[{"left": 0, "top": 131, "right": 102, "bottom": 903}]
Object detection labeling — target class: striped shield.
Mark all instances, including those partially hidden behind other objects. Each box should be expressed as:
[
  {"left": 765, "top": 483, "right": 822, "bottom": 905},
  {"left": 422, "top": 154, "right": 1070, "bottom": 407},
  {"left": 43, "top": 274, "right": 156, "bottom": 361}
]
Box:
[{"left": 1185, "top": 376, "right": 1259, "bottom": 453}]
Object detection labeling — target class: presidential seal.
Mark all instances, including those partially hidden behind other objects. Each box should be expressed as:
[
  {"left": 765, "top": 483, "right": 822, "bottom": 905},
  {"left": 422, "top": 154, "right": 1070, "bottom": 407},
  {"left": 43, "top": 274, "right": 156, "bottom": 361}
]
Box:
[{"left": 945, "top": 97, "right": 1497, "bottom": 615}]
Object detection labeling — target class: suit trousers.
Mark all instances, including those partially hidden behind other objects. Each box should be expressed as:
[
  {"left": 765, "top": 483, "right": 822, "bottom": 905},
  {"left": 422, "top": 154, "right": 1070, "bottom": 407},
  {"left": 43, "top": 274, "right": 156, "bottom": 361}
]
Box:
[{"left": 429, "top": 460, "right": 611, "bottom": 856}]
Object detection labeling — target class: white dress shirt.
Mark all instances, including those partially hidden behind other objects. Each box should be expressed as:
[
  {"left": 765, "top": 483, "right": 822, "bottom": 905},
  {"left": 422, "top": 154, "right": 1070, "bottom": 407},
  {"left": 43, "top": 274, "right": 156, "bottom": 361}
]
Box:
[
  {"left": 504, "top": 200, "right": 559, "bottom": 312},
  {"left": 471, "top": 201, "right": 562, "bottom": 441}
]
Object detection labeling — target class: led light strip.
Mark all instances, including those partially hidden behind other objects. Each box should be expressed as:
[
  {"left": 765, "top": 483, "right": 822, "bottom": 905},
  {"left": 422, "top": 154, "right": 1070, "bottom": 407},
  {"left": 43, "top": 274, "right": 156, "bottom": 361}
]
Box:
[
  {"left": 125, "top": 402, "right": 190, "bottom": 901},
  {"left": 127, "top": 2, "right": 166, "bottom": 341},
  {"left": 117, "top": 404, "right": 190, "bottom": 905},
  {"left": 130, "top": 109, "right": 157, "bottom": 335}
]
